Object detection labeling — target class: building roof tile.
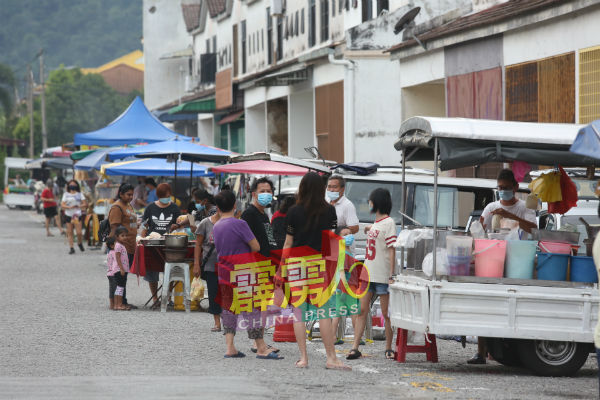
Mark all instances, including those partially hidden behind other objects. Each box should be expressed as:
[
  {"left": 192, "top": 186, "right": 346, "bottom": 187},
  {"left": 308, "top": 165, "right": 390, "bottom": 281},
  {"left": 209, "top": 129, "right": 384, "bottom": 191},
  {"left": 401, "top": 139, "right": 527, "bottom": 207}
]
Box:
[
  {"left": 206, "top": 0, "right": 226, "bottom": 18},
  {"left": 181, "top": 4, "right": 202, "bottom": 32}
]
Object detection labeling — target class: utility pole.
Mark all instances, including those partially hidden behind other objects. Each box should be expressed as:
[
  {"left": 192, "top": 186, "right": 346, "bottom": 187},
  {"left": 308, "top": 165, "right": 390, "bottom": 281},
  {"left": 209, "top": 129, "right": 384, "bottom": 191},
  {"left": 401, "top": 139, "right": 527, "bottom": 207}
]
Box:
[
  {"left": 27, "top": 65, "right": 34, "bottom": 159},
  {"left": 39, "top": 49, "right": 47, "bottom": 151}
]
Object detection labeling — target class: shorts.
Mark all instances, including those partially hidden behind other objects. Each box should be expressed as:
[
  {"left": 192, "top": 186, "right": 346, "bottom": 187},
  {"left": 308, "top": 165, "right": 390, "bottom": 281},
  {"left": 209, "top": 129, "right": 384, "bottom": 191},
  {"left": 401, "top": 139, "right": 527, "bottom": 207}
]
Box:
[
  {"left": 221, "top": 309, "right": 264, "bottom": 338},
  {"left": 369, "top": 282, "right": 389, "bottom": 295},
  {"left": 144, "top": 270, "right": 160, "bottom": 283},
  {"left": 64, "top": 214, "right": 84, "bottom": 224},
  {"left": 108, "top": 273, "right": 128, "bottom": 297},
  {"left": 44, "top": 206, "right": 58, "bottom": 218}
]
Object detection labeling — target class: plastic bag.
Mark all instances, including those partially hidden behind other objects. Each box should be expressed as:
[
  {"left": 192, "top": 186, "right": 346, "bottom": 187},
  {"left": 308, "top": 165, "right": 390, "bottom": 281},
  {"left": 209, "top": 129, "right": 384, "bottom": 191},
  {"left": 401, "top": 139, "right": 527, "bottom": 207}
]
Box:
[
  {"left": 469, "top": 221, "right": 485, "bottom": 239},
  {"left": 422, "top": 248, "right": 448, "bottom": 277},
  {"left": 190, "top": 277, "right": 205, "bottom": 302},
  {"left": 547, "top": 166, "right": 578, "bottom": 214},
  {"left": 529, "top": 171, "right": 562, "bottom": 203},
  {"left": 395, "top": 228, "right": 433, "bottom": 248}
]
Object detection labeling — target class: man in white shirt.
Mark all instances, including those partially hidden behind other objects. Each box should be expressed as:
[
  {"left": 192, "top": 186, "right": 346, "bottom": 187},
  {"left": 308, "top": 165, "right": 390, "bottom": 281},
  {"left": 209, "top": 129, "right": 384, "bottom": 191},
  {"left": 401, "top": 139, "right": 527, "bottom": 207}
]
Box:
[
  {"left": 326, "top": 175, "right": 360, "bottom": 345},
  {"left": 469, "top": 169, "right": 537, "bottom": 365}
]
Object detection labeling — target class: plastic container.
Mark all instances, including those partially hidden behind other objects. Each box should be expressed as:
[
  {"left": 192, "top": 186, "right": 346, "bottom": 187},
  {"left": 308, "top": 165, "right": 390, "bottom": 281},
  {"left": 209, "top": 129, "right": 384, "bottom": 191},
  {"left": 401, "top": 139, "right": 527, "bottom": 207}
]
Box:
[
  {"left": 536, "top": 252, "right": 569, "bottom": 281},
  {"left": 446, "top": 236, "right": 473, "bottom": 276},
  {"left": 505, "top": 240, "right": 537, "bottom": 279},
  {"left": 447, "top": 255, "right": 471, "bottom": 276},
  {"left": 570, "top": 256, "right": 598, "bottom": 283},
  {"left": 538, "top": 241, "right": 572, "bottom": 255},
  {"left": 474, "top": 239, "right": 507, "bottom": 278}
]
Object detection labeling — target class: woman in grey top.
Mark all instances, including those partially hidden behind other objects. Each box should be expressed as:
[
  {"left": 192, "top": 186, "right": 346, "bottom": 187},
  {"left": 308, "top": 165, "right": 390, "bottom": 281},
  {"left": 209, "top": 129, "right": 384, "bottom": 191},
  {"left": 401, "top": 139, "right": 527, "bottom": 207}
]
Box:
[{"left": 193, "top": 209, "right": 222, "bottom": 332}]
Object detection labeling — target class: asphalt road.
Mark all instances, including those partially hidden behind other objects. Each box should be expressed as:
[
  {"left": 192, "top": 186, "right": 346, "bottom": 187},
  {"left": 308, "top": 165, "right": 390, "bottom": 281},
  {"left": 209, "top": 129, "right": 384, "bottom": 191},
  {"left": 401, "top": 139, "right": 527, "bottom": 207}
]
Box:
[{"left": 0, "top": 206, "right": 598, "bottom": 399}]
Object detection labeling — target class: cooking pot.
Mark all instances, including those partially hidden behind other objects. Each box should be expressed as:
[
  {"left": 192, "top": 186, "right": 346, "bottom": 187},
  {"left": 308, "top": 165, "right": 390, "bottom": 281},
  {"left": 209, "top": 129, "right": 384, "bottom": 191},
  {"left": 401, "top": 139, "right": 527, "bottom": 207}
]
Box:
[{"left": 165, "top": 234, "right": 188, "bottom": 248}]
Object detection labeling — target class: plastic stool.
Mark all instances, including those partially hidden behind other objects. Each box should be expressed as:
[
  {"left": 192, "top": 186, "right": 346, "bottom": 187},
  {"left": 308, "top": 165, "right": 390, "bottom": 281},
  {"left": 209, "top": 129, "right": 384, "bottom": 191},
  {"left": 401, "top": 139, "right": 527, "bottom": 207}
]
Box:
[
  {"left": 394, "top": 328, "right": 438, "bottom": 363},
  {"left": 161, "top": 262, "right": 191, "bottom": 313}
]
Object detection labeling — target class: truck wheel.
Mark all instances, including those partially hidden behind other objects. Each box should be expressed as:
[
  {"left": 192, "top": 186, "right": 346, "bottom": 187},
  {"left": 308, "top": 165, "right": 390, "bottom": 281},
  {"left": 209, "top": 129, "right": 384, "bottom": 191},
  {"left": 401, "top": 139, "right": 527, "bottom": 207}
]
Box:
[
  {"left": 487, "top": 338, "right": 522, "bottom": 367},
  {"left": 517, "top": 339, "right": 589, "bottom": 376}
]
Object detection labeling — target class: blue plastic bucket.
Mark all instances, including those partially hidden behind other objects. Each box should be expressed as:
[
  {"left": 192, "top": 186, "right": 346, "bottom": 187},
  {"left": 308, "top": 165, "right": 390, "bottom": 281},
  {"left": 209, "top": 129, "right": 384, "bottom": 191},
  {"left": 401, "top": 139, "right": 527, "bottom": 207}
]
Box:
[
  {"left": 505, "top": 240, "right": 537, "bottom": 279},
  {"left": 536, "top": 252, "right": 569, "bottom": 281},
  {"left": 570, "top": 256, "right": 598, "bottom": 283}
]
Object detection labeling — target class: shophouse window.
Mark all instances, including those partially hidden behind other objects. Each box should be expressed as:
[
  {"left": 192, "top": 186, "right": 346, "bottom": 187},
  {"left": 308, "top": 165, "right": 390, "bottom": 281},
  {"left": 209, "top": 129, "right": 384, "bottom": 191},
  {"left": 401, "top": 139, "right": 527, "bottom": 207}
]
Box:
[
  {"left": 377, "top": 0, "right": 389, "bottom": 15},
  {"left": 276, "top": 16, "right": 283, "bottom": 61},
  {"left": 308, "top": 0, "right": 316, "bottom": 47},
  {"left": 267, "top": 8, "right": 273, "bottom": 64},
  {"left": 332, "top": 0, "right": 336, "bottom": 16},
  {"left": 301, "top": 9, "right": 305, "bottom": 34},
  {"left": 320, "top": 0, "right": 329, "bottom": 42},
  {"left": 241, "top": 20, "right": 247, "bottom": 73}
]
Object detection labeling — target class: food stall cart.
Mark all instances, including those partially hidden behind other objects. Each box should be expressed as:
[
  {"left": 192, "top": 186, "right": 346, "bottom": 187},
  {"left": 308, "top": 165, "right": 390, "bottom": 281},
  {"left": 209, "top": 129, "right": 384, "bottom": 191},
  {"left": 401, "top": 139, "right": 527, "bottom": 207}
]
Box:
[{"left": 390, "top": 116, "right": 600, "bottom": 376}]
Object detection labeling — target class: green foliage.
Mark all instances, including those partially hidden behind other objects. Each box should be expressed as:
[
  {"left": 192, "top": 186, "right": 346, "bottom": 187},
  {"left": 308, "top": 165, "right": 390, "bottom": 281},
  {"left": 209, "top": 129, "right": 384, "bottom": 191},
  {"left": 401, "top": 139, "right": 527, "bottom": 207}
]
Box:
[
  {"left": 0, "top": 0, "right": 142, "bottom": 74},
  {"left": 44, "top": 67, "right": 132, "bottom": 146},
  {"left": 0, "top": 63, "right": 16, "bottom": 116},
  {"left": 0, "top": 145, "right": 6, "bottom": 188},
  {"left": 12, "top": 110, "right": 42, "bottom": 155}
]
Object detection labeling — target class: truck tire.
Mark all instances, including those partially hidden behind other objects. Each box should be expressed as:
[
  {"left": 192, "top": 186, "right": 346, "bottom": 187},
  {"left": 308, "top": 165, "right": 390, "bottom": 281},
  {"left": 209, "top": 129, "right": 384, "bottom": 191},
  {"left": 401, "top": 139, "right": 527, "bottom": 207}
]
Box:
[
  {"left": 487, "top": 338, "right": 522, "bottom": 367},
  {"left": 517, "top": 339, "right": 589, "bottom": 376}
]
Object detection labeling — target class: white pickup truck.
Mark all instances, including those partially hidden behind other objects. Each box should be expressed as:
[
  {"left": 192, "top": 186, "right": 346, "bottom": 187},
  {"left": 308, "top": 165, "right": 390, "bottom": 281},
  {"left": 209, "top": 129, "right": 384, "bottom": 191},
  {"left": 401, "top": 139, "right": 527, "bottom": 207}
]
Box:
[{"left": 389, "top": 116, "right": 600, "bottom": 376}]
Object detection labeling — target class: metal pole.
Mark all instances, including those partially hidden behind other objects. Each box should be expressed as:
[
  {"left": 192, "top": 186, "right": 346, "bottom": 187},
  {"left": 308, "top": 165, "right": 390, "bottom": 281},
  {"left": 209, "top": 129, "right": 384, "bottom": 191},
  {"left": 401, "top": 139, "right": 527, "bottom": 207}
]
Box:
[
  {"left": 400, "top": 149, "right": 406, "bottom": 275},
  {"left": 189, "top": 160, "right": 194, "bottom": 196},
  {"left": 39, "top": 49, "right": 48, "bottom": 151},
  {"left": 27, "top": 65, "right": 34, "bottom": 159},
  {"left": 432, "top": 138, "right": 439, "bottom": 280}
]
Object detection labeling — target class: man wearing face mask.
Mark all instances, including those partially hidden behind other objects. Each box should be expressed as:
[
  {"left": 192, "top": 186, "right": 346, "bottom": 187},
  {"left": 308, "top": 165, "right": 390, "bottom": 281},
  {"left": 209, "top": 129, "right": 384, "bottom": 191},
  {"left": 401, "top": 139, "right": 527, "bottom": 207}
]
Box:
[
  {"left": 241, "top": 177, "right": 278, "bottom": 258},
  {"left": 480, "top": 169, "right": 537, "bottom": 234},
  {"left": 469, "top": 169, "right": 537, "bottom": 365}
]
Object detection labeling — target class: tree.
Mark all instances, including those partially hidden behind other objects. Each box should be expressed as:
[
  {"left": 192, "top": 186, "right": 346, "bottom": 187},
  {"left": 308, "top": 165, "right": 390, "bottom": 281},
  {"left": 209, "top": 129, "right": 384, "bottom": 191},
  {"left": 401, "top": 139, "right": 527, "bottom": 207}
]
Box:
[
  {"left": 0, "top": 63, "right": 16, "bottom": 117},
  {"left": 44, "top": 67, "right": 132, "bottom": 146}
]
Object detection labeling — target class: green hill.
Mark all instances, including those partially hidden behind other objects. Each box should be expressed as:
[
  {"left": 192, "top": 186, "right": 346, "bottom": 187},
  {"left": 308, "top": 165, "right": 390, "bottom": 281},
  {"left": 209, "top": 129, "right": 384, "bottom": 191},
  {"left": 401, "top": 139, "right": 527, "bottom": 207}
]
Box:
[{"left": 0, "top": 0, "right": 142, "bottom": 79}]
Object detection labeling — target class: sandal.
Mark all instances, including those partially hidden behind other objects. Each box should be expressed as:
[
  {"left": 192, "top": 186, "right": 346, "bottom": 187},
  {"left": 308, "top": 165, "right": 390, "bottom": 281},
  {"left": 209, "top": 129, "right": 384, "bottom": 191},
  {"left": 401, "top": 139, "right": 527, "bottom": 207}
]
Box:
[
  {"left": 251, "top": 344, "right": 280, "bottom": 353},
  {"left": 385, "top": 349, "right": 395, "bottom": 360},
  {"left": 211, "top": 327, "right": 222, "bottom": 332},
  {"left": 346, "top": 349, "right": 362, "bottom": 360}
]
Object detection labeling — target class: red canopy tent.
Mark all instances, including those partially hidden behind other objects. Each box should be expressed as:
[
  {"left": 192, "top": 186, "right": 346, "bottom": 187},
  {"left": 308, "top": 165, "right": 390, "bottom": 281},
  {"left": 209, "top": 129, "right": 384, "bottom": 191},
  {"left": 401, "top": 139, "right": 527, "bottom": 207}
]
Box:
[{"left": 210, "top": 160, "right": 309, "bottom": 176}]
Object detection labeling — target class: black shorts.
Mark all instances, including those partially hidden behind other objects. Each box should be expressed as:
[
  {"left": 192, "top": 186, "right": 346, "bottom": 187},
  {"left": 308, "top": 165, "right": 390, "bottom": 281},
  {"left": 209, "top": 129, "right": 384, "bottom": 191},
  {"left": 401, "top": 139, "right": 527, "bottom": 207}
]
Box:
[
  {"left": 43, "top": 206, "right": 58, "bottom": 218},
  {"left": 113, "top": 272, "right": 127, "bottom": 288},
  {"left": 64, "top": 214, "right": 85, "bottom": 224}
]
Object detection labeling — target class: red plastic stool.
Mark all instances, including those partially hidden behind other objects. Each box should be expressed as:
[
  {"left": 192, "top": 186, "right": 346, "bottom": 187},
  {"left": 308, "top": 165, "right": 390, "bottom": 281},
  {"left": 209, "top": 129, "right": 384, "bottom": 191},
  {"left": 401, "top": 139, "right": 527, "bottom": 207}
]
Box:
[{"left": 394, "top": 328, "right": 438, "bottom": 363}]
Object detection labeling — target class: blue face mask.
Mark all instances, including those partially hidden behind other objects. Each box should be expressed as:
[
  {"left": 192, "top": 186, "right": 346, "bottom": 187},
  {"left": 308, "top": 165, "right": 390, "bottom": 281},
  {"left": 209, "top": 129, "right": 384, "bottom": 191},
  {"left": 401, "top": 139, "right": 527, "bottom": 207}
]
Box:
[
  {"left": 326, "top": 191, "right": 340, "bottom": 201},
  {"left": 257, "top": 193, "right": 273, "bottom": 207},
  {"left": 195, "top": 203, "right": 205, "bottom": 211},
  {"left": 498, "top": 190, "right": 514, "bottom": 201},
  {"left": 159, "top": 197, "right": 171, "bottom": 205}
]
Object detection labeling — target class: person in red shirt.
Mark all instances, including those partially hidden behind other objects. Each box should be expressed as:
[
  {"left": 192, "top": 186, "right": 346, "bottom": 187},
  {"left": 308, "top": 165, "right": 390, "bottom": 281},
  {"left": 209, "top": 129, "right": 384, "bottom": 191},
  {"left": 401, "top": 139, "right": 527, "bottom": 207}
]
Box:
[{"left": 41, "top": 179, "right": 64, "bottom": 236}]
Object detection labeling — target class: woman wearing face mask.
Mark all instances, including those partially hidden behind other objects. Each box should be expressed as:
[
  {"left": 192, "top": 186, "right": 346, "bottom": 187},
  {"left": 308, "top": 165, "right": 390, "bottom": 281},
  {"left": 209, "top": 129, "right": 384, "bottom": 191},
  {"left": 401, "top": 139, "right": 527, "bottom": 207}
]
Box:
[
  {"left": 141, "top": 183, "right": 181, "bottom": 307},
  {"left": 61, "top": 180, "right": 87, "bottom": 254}
]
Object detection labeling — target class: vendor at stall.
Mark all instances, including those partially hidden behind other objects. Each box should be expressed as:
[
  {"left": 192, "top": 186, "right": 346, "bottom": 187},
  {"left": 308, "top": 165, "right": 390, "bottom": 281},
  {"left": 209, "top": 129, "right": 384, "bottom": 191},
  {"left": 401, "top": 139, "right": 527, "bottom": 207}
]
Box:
[
  {"left": 140, "top": 182, "right": 181, "bottom": 308},
  {"left": 480, "top": 169, "right": 537, "bottom": 234}
]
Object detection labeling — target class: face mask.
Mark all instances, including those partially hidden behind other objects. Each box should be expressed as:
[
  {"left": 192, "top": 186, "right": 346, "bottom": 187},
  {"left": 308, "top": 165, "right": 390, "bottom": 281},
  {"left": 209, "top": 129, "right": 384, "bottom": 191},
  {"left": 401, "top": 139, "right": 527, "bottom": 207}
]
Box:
[
  {"left": 498, "top": 190, "right": 514, "bottom": 201},
  {"left": 68, "top": 185, "right": 78, "bottom": 191},
  {"left": 159, "top": 197, "right": 171, "bottom": 205},
  {"left": 368, "top": 201, "right": 375, "bottom": 213},
  {"left": 257, "top": 193, "right": 273, "bottom": 207},
  {"left": 326, "top": 191, "right": 340, "bottom": 201},
  {"left": 195, "top": 203, "right": 205, "bottom": 211}
]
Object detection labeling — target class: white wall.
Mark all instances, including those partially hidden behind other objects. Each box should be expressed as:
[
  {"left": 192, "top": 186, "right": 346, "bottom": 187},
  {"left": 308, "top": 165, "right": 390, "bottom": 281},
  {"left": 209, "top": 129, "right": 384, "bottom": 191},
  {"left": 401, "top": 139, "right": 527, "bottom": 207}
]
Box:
[
  {"left": 398, "top": 49, "right": 444, "bottom": 88},
  {"left": 503, "top": 7, "right": 600, "bottom": 66},
  {"left": 288, "top": 90, "right": 315, "bottom": 158},
  {"left": 245, "top": 103, "right": 268, "bottom": 153},
  {"left": 401, "top": 81, "right": 446, "bottom": 121},
  {"left": 352, "top": 57, "right": 402, "bottom": 165},
  {"left": 197, "top": 114, "right": 214, "bottom": 145},
  {"left": 143, "top": 0, "right": 192, "bottom": 109}
]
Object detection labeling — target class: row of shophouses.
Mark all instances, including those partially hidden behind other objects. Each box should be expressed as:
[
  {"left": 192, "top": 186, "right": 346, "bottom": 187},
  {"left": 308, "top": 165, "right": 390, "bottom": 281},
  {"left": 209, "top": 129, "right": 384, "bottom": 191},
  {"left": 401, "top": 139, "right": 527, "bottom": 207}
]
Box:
[{"left": 143, "top": 0, "right": 600, "bottom": 178}]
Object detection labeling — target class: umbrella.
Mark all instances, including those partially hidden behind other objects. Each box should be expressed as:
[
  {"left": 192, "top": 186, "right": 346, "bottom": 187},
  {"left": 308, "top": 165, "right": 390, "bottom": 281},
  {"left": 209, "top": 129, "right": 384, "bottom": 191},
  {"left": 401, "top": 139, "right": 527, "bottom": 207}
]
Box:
[
  {"left": 74, "top": 147, "right": 122, "bottom": 171},
  {"left": 211, "top": 160, "right": 309, "bottom": 176},
  {"left": 570, "top": 119, "right": 600, "bottom": 159},
  {"left": 25, "top": 157, "right": 73, "bottom": 170},
  {"left": 100, "top": 158, "right": 213, "bottom": 178}
]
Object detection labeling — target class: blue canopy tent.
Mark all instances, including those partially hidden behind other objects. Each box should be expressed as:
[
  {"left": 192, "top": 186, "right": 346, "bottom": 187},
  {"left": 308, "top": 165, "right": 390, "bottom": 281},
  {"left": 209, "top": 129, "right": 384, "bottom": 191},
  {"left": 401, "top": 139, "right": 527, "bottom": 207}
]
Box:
[
  {"left": 74, "top": 147, "right": 122, "bottom": 171},
  {"left": 570, "top": 119, "right": 600, "bottom": 159},
  {"left": 101, "top": 158, "right": 213, "bottom": 178},
  {"left": 107, "top": 137, "right": 234, "bottom": 162},
  {"left": 73, "top": 97, "right": 191, "bottom": 146}
]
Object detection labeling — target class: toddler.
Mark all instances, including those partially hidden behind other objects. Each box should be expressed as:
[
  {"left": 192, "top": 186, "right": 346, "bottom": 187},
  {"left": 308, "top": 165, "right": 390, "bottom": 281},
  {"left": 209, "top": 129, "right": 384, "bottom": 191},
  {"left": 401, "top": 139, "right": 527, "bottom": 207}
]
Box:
[{"left": 106, "top": 226, "right": 130, "bottom": 310}]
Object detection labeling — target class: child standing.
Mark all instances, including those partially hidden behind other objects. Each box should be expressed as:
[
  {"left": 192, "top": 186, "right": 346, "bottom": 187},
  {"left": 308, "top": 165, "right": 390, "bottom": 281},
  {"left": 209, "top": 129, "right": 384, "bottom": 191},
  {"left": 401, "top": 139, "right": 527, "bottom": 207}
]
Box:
[{"left": 106, "top": 226, "right": 131, "bottom": 311}]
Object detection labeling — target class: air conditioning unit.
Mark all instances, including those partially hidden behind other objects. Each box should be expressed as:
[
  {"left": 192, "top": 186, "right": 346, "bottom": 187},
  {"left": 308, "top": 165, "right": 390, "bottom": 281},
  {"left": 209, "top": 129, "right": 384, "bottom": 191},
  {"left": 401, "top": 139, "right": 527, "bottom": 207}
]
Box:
[
  {"left": 185, "top": 75, "right": 200, "bottom": 92},
  {"left": 270, "top": 0, "right": 285, "bottom": 16}
]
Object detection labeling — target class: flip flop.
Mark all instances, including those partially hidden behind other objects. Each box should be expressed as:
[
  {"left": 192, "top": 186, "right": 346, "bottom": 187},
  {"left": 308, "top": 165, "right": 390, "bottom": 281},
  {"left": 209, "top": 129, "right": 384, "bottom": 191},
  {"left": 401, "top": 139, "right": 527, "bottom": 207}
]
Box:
[
  {"left": 256, "top": 351, "right": 284, "bottom": 360},
  {"left": 346, "top": 349, "right": 362, "bottom": 360},
  {"left": 326, "top": 363, "right": 352, "bottom": 371},
  {"left": 211, "top": 327, "right": 222, "bottom": 332},
  {"left": 251, "top": 344, "right": 280, "bottom": 353},
  {"left": 385, "top": 349, "right": 395, "bottom": 360},
  {"left": 224, "top": 351, "right": 246, "bottom": 358}
]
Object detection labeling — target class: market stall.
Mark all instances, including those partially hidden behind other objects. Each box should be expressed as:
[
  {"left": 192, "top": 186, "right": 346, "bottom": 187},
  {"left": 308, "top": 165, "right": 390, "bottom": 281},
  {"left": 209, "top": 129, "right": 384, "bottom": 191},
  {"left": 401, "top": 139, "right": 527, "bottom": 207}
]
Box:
[{"left": 389, "top": 116, "right": 600, "bottom": 376}]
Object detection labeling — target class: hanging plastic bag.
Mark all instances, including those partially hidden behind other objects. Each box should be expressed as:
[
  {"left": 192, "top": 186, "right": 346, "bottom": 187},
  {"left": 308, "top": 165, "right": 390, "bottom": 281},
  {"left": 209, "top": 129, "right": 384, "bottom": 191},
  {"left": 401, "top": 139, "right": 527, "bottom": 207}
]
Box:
[
  {"left": 422, "top": 248, "right": 448, "bottom": 277},
  {"left": 529, "top": 171, "right": 562, "bottom": 203},
  {"left": 548, "top": 166, "right": 578, "bottom": 215},
  {"left": 190, "top": 277, "right": 205, "bottom": 302}
]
